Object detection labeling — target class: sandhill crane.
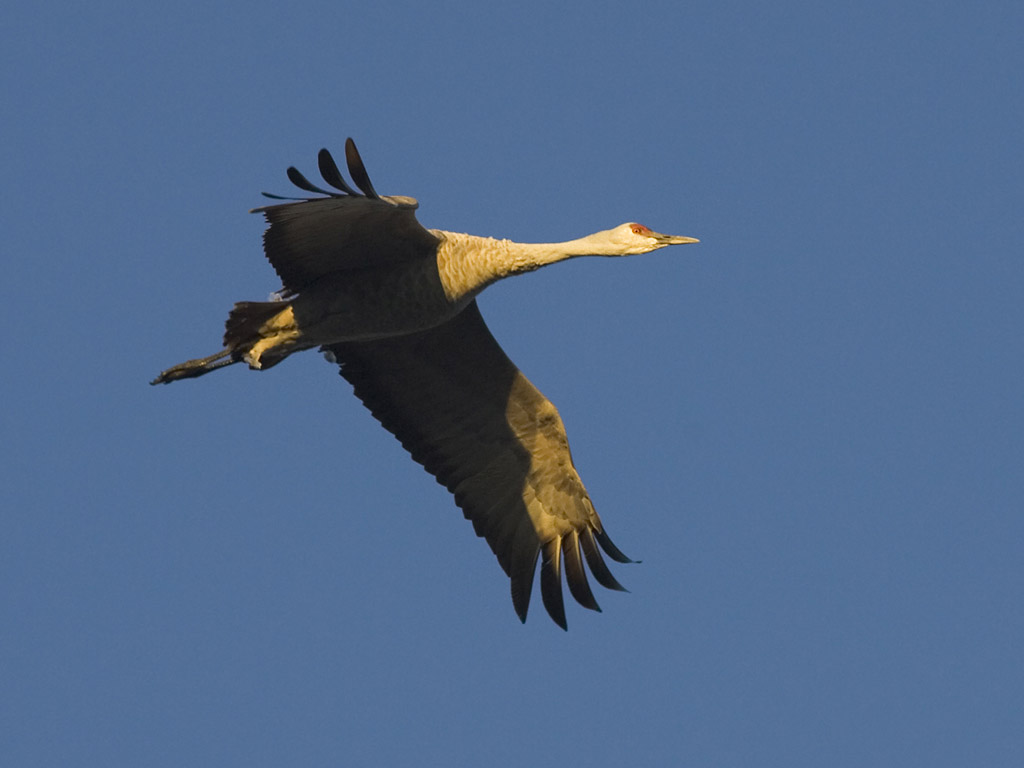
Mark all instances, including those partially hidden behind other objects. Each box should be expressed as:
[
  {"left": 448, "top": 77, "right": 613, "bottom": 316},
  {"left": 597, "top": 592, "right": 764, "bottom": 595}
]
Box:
[{"left": 153, "top": 139, "right": 698, "bottom": 628}]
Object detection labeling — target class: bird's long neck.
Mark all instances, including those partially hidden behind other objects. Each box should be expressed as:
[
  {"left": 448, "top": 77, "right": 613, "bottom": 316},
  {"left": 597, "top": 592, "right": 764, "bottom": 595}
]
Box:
[
  {"left": 436, "top": 231, "right": 615, "bottom": 301},
  {"left": 506, "top": 234, "right": 621, "bottom": 270}
]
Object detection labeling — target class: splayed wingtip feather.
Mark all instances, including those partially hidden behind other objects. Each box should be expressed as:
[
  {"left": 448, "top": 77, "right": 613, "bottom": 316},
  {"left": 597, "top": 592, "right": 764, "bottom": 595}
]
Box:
[
  {"left": 540, "top": 538, "right": 568, "bottom": 630},
  {"left": 286, "top": 166, "right": 334, "bottom": 197},
  {"left": 317, "top": 148, "right": 359, "bottom": 196},
  {"left": 345, "top": 138, "right": 380, "bottom": 199},
  {"left": 580, "top": 528, "right": 628, "bottom": 593},
  {"left": 562, "top": 531, "right": 601, "bottom": 612}
]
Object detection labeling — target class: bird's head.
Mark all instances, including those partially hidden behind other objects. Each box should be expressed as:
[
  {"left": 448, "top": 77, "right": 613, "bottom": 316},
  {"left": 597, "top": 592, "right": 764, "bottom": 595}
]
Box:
[{"left": 596, "top": 222, "right": 699, "bottom": 256}]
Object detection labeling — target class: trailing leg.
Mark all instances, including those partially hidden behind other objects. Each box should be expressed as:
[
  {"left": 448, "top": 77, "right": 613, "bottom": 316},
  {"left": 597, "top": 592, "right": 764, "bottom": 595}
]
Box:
[
  {"left": 151, "top": 300, "right": 300, "bottom": 385},
  {"left": 150, "top": 348, "right": 238, "bottom": 385}
]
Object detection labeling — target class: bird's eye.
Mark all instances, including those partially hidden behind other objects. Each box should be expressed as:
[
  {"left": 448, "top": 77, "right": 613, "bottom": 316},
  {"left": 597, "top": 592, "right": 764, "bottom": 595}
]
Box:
[{"left": 631, "top": 224, "right": 652, "bottom": 235}]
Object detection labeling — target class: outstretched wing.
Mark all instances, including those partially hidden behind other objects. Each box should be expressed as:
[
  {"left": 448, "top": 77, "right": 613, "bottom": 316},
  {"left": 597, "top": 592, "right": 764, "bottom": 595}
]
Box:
[
  {"left": 322, "top": 301, "right": 633, "bottom": 629},
  {"left": 251, "top": 138, "right": 440, "bottom": 297}
]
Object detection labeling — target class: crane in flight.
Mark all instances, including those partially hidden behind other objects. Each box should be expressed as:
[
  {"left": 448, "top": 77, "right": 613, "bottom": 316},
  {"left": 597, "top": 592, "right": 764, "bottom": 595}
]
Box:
[{"left": 153, "top": 139, "right": 699, "bottom": 628}]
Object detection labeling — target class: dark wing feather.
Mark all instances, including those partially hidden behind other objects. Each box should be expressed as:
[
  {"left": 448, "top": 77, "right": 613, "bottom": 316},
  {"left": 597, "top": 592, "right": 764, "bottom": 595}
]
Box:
[
  {"left": 345, "top": 137, "right": 380, "bottom": 199},
  {"left": 286, "top": 166, "right": 336, "bottom": 197},
  {"left": 251, "top": 142, "right": 439, "bottom": 297},
  {"left": 322, "top": 301, "right": 632, "bottom": 628},
  {"left": 317, "top": 148, "right": 360, "bottom": 195},
  {"left": 252, "top": 197, "right": 439, "bottom": 296}
]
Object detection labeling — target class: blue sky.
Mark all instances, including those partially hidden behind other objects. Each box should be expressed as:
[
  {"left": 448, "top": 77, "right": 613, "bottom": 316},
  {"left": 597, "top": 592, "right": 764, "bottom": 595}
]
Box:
[{"left": 3, "top": 1, "right": 1022, "bottom": 765}]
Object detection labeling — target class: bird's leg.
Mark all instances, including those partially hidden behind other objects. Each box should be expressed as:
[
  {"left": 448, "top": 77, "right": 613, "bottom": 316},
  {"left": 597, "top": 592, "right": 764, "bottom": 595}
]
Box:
[
  {"left": 239, "top": 305, "right": 301, "bottom": 370},
  {"left": 150, "top": 348, "right": 237, "bottom": 384}
]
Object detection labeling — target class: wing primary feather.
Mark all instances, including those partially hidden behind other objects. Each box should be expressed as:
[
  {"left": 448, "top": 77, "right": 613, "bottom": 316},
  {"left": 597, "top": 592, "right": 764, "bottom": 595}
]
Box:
[
  {"left": 509, "top": 548, "right": 540, "bottom": 624},
  {"left": 345, "top": 138, "right": 381, "bottom": 199},
  {"left": 580, "top": 528, "right": 629, "bottom": 593},
  {"left": 259, "top": 191, "right": 312, "bottom": 201},
  {"left": 317, "top": 148, "right": 360, "bottom": 195},
  {"left": 595, "top": 528, "right": 636, "bottom": 564},
  {"left": 562, "top": 531, "right": 601, "bottom": 612},
  {"left": 286, "top": 166, "right": 337, "bottom": 197},
  {"left": 540, "top": 538, "right": 568, "bottom": 630}
]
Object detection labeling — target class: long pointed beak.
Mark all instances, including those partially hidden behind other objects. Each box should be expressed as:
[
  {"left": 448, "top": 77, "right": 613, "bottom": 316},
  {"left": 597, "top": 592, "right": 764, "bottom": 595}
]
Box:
[{"left": 655, "top": 233, "right": 700, "bottom": 245}]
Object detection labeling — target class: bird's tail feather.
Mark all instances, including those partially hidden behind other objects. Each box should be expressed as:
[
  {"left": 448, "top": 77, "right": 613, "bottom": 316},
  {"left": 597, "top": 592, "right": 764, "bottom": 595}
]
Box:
[{"left": 223, "top": 301, "right": 285, "bottom": 352}]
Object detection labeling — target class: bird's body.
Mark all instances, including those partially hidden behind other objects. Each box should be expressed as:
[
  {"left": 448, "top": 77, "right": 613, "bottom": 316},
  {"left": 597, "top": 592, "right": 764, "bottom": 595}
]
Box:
[
  {"left": 239, "top": 231, "right": 509, "bottom": 364},
  {"left": 154, "top": 139, "right": 698, "bottom": 628}
]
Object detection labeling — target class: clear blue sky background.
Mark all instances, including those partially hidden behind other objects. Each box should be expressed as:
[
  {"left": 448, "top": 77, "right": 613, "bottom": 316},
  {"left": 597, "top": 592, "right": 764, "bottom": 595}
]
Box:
[{"left": 3, "top": 1, "right": 1021, "bottom": 765}]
